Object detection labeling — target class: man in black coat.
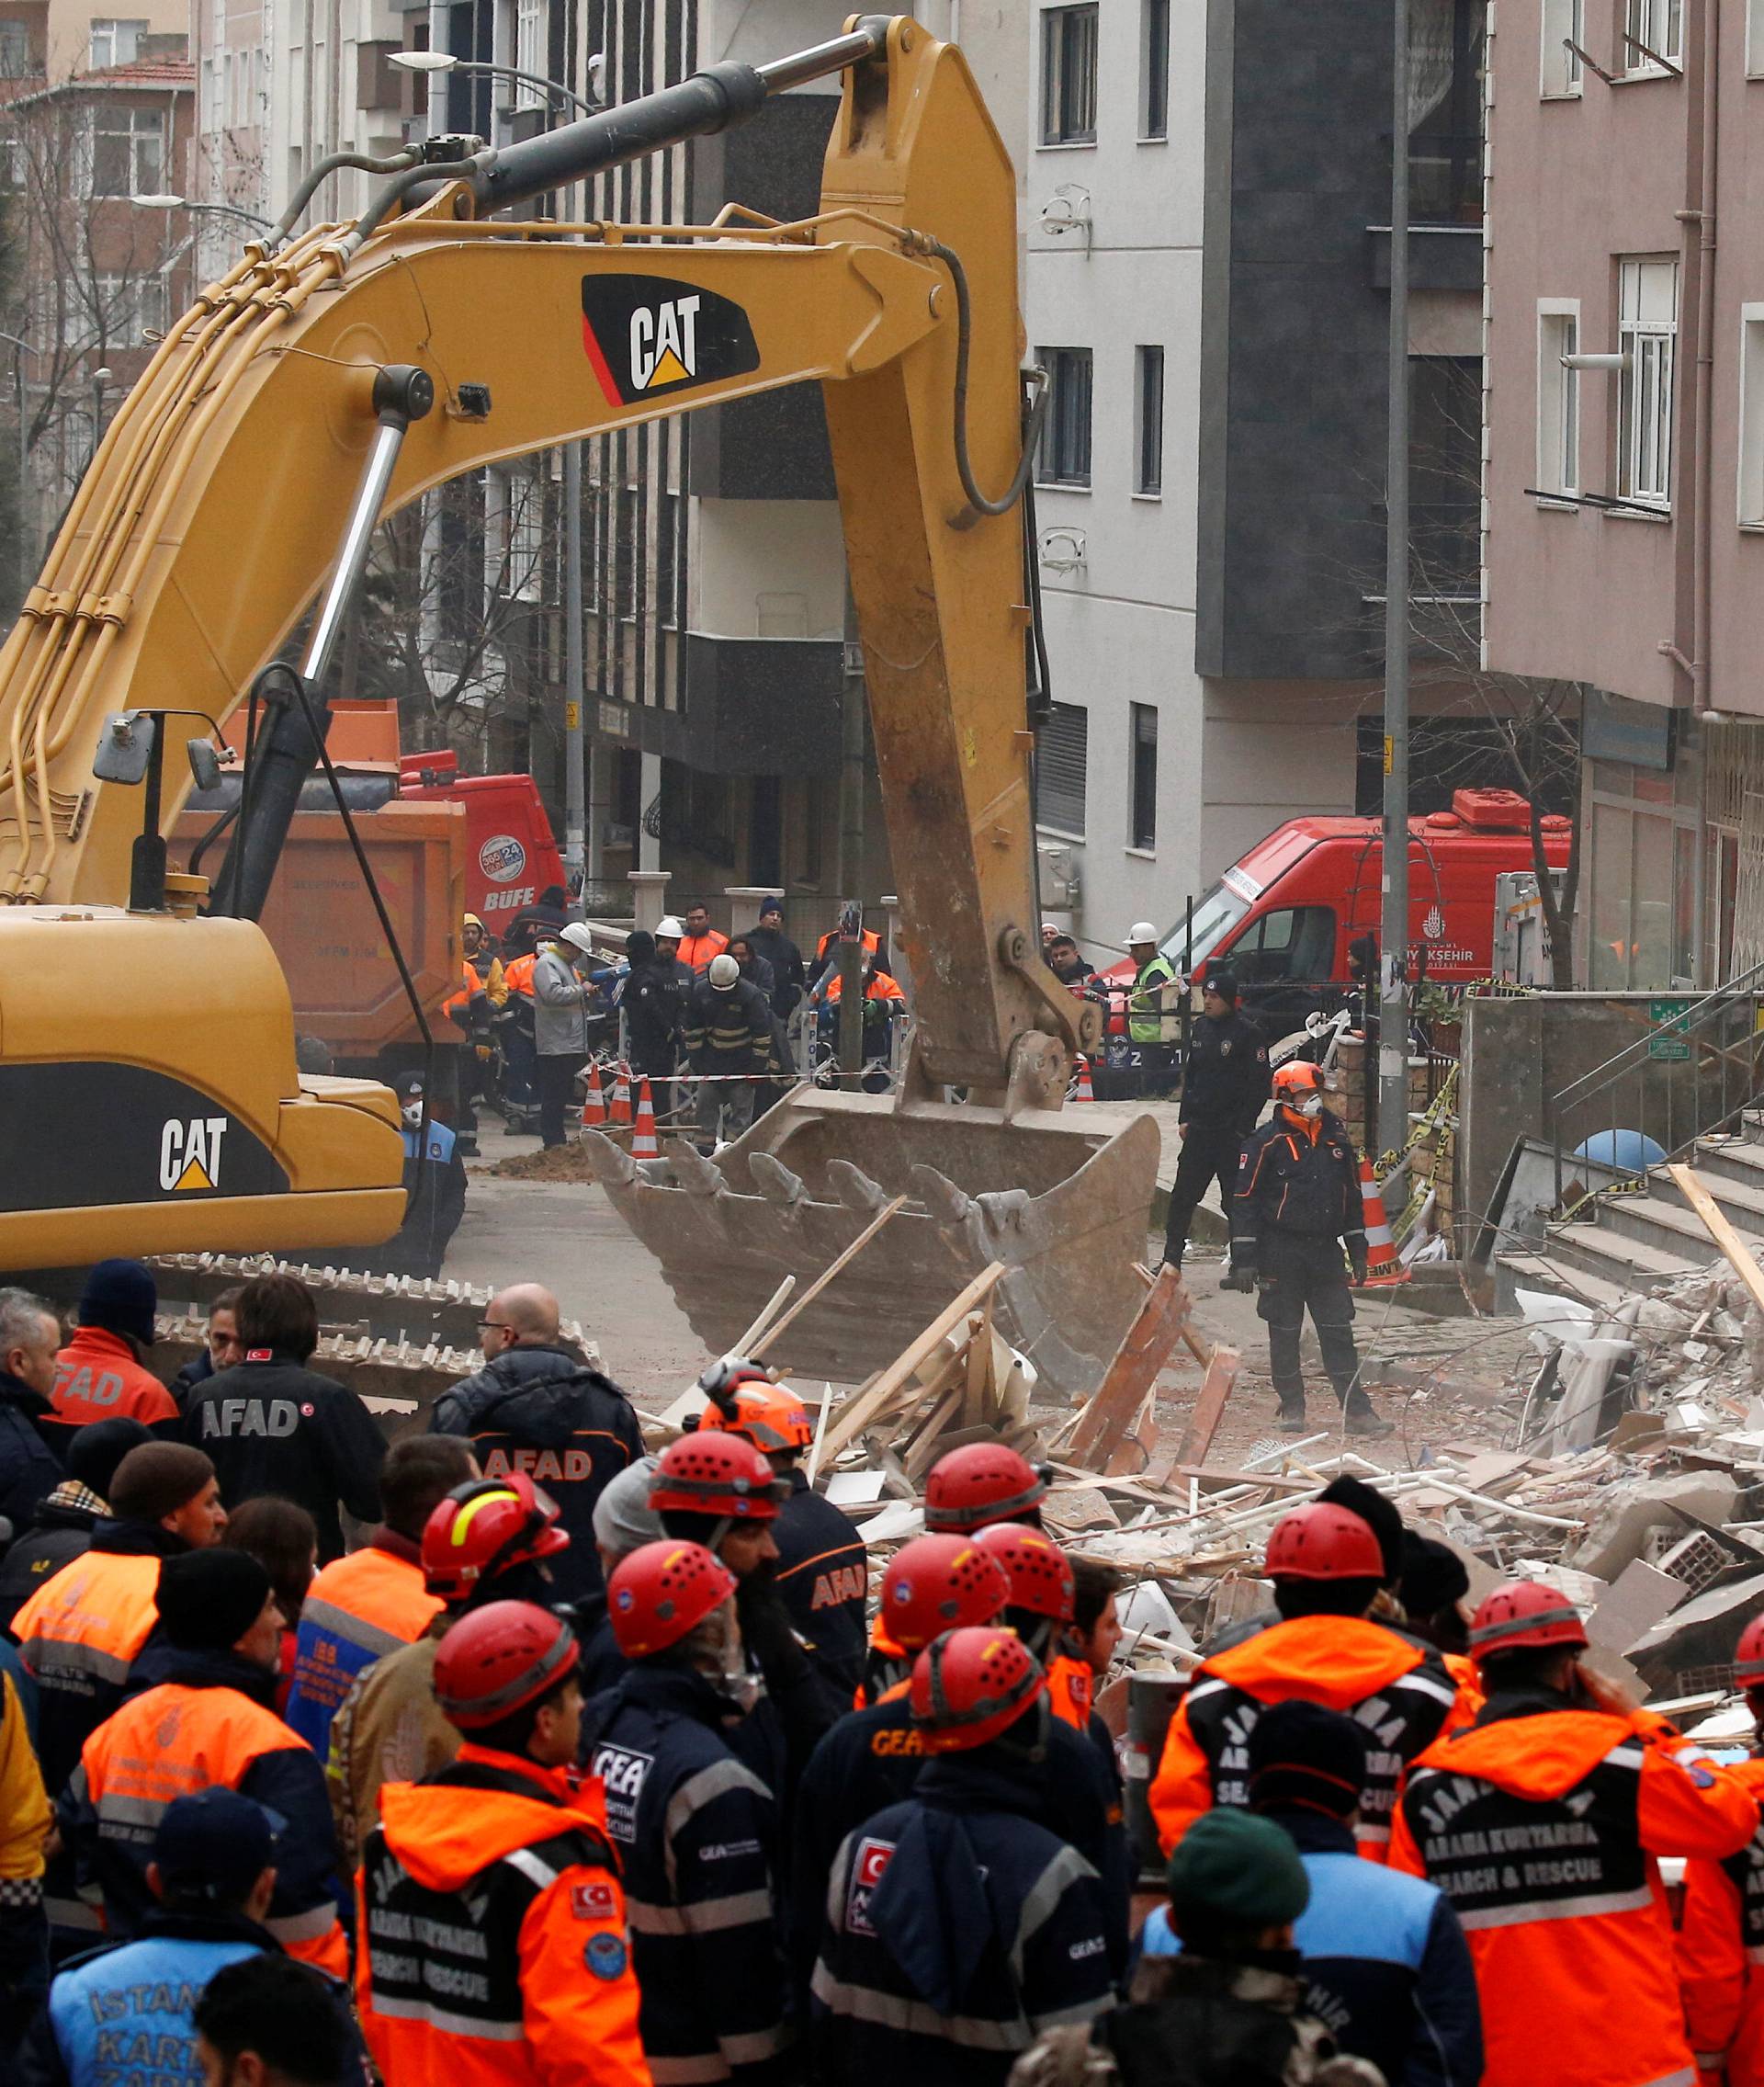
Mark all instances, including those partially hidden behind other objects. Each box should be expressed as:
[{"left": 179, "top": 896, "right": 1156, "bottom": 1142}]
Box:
[
  {"left": 620, "top": 929, "right": 684, "bottom": 1125},
  {"left": 428, "top": 1282, "right": 641, "bottom": 1605},
  {"left": 0, "top": 1416, "right": 148, "bottom": 1629},
  {"left": 0, "top": 1287, "right": 65, "bottom": 1551},
  {"left": 749, "top": 895, "right": 807, "bottom": 1019},
  {"left": 1163, "top": 966, "right": 1270, "bottom": 1271}
]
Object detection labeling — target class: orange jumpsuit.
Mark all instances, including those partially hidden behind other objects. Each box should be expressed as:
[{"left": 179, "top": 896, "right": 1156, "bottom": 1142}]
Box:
[{"left": 1679, "top": 1752, "right": 1764, "bottom": 2085}]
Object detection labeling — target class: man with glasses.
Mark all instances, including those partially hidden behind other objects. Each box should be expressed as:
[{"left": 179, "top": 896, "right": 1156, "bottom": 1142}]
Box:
[{"left": 425, "top": 1283, "right": 641, "bottom": 1605}]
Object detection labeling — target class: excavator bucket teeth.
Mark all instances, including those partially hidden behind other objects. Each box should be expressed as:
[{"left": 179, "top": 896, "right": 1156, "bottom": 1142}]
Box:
[{"left": 582, "top": 1091, "right": 1160, "bottom": 1395}]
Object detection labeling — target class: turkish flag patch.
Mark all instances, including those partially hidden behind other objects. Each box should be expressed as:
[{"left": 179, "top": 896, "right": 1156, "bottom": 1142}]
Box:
[{"left": 571, "top": 1880, "right": 617, "bottom": 1921}]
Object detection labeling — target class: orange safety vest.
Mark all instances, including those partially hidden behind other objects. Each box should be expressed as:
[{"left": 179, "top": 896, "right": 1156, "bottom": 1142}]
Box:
[
  {"left": 1393, "top": 1703, "right": 1759, "bottom": 2087},
  {"left": 285, "top": 1537, "right": 441, "bottom": 1752},
  {"left": 1046, "top": 1652, "right": 1093, "bottom": 1730},
  {"left": 503, "top": 951, "right": 537, "bottom": 998},
  {"left": 821, "top": 970, "right": 905, "bottom": 1005},
  {"left": 678, "top": 928, "right": 729, "bottom": 972},
  {"left": 358, "top": 1744, "right": 649, "bottom": 2087},
  {"left": 1679, "top": 1752, "right": 1764, "bottom": 2085},
  {"left": 817, "top": 927, "right": 881, "bottom": 960},
  {"left": 15, "top": 1548, "right": 163, "bottom": 1706},
  {"left": 49, "top": 1327, "right": 177, "bottom": 1434},
  {"left": 442, "top": 956, "right": 481, "bottom": 1020}
]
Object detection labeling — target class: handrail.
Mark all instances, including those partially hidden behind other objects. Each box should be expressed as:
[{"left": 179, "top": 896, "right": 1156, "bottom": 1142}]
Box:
[{"left": 1553, "top": 956, "right": 1764, "bottom": 1106}]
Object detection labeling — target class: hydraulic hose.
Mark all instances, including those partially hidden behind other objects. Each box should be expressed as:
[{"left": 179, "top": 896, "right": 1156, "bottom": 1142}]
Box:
[{"left": 916, "top": 237, "right": 1050, "bottom": 524}]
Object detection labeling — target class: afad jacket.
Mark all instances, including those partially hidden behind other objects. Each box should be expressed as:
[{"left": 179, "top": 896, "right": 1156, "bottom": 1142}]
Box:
[
  {"left": 357, "top": 1744, "right": 650, "bottom": 2087},
  {"left": 46, "top": 1328, "right": 178, "bottom": 1447},
  {"left": 283, "top": 1528, "right": 441, "bottom": 1755},
  {"left": 1674, "top": 1751, "right": 1764, "bottom": 2086},
  {"left": 1150, "top": 1614, "right": 1464, "bottom": 1861},
  {"left": 1390, "top": 1688, "right": 1760, "bottom": 2087},
  {"left": 62, "top": 1641, "right": 347, "bottom": 1976}
]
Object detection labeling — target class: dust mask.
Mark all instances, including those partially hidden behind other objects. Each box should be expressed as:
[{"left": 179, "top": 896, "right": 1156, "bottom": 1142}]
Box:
[
  {"left": 1296, "top": 1094, "right": 1324, "bottom": 1119},
  {"left": 401, "top": 1101, "right": 424, "bottom": 1131}
]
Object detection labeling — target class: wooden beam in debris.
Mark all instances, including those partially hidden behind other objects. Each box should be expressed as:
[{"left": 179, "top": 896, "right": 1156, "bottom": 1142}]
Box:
[
  {"left": 819, "top": 1263, "right": 1008, "bottom": 1461},
  {"left": 1068, "top": 1265, "right": 1192, "bottom": 1470},
  {"left": 1172, "top": 1344, "right": 1242, "bottom": 1469},
  {"left": 1668, "top": 1163, "right": 1764, "bottom": 1318},
  {"left": 751, "top": 1197, "right": 908, "bottom": 1359}
]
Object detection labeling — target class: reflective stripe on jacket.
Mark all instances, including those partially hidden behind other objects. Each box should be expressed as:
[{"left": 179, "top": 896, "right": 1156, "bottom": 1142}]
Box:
[
  {"left": 1149, "top": 1614, "right": 1464, "bottom": 1860},
  {"left": 284, "top": 1533, "right": 440, "bottom": 1755},
  {"left": 1679, "top": 1752, "right": 1764, "bottom": 2082},
  {"left": 1390, "top": 1690, "right": 1759, "bottom": 2087},
  {"left": 1128, "top": 955, "right": 1181, "bottom": 1044},
  {"left": 773, "top": 1476, "right": 867, "bottom": 1697}
]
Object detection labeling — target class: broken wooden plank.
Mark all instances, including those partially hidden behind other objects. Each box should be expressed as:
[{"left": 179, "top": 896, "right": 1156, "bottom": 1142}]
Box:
[
  {"left": 1668, "top": 1163, "right": 1764, "bottom": 1319},
  {"left": 962, "top": 1297, "right": 995, "bottom": 1431},
  {"left": 1172, "top": 1344, "right": 1242, "bottom": 1469},
  {"left": 751, "top": 1196, "right": 909, "bottom": 1359},
  {"left": 1069, "top": 1266, "right": 1192, "bottom": 1469},
  {"left": 1132, "top": 1260, "right": 1214, "bottom": 1366},
  {"left": 820, "top": 1264, "right": 1008, "bottom": 1461}
]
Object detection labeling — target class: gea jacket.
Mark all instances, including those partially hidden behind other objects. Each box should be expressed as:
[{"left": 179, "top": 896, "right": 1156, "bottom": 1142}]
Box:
[
  {"left": 283, "top": 1529, "right": 440, "bottom": 1755},
  {"left": 0, "top": 1484, "right": 105, "bottom": 1632},
  {"left": 1389, "top": 1688, "right": 1760, "bottom": 2087},
  {"left": 326, "top": 1628, "right": 458, "bottom": 1877},
  {"left": 357, "top": 1746, "right": 649, "bottom": 2087},
  {"left": 62, "top": 1641, "right": 346, "bottom": 1975},
  {"left": 1679, "top": 1753, "right": 1764, "bottom": 2084},
  {"left": 773, "top": 1470, "right": 867, "bottom": 1696},
  {"left": 429, "top": 1345, "right": 643, "bottom": 1604},
  {"left": 181, "top": 1352, "right": 387, "bottom": 1561},
  {"left": 1150, "top": 1615, "right": 1463, "bottom": 1859},
  {"left": 46, "top": 1329, "right": 178, "bottom": 1447},
  {"left": 582, "top": 1660, "right": 793, "bottom": 2084},
  {"left": 810, "top": 1750, "right": 1114, "bottom": 2087}
]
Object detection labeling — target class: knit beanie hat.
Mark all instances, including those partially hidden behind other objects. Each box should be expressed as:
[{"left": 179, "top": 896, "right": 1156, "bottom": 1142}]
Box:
[
  {"left": 1400, "top": 1530, "right": 1471, "bottom": 1618},
  {"left": 65, "top": 1416, "right": 153, "bottom": 1501},
  {"left": 1317, "top": 1475, "right": 1405, "bottom": 1588},
  {"left": 155, "top": 1548, "right": 271, "bottom": 1650},
  {"left": 1206, "top": 965, "right": 1239, "bottom": 1005},
  {"left": 78, "top": 1258, "right": 157, "bottom": 1348},
  {"left": 593, "top": 1455, "right": 663, "bottom": 1556},
  {"left": 1164, "top": 1809, "right": 1310, "bottom": 1930},
  {"left": 109, "top": 1443, "right": 215, "bottom": 1525},
  {"left": 627, "top": 931, "right": 656, "bottom": 967},
  {"left": 1247, "top": 1700, "right": 1369, "bottom": 1822}
]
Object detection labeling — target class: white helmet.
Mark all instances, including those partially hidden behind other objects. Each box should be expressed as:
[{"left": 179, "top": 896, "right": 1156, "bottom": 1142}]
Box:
[
  {"left": 655, "top": 916, "right": 684, "bottom": 939},
  {"left": 1127, "top": 921, "right": 1159, "bottom": 947},
  {"left": 559, "top": 923, "right": 595, "bottom": 957},
  {"left": 708, "top": 952, "right": 741, "bottom": 990}
]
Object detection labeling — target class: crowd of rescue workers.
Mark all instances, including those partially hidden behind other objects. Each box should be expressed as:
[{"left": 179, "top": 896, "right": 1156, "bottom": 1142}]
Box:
[{"left": 0, "top": 1249, "right": 1759, "bottom": 2087}]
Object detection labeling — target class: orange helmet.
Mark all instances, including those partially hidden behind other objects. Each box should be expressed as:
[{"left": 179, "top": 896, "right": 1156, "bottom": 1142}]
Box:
[
  {"left": 695, "top": 1358, "right": 814, "bottom": 1455},
  {"left": 1271, "top": 1061, "right": 1327, "bottom": 1102},
  {"left": 1263, "top": 1503, "right": 1383, "bottom": 1582},
  {"left": 649, "top": 1431, "right": 787, "bottom": 1520},
  {"left": 973, "top": 1523, "right": 1076, "bottom": 1623},
  {"left": 879, "top": 1536, "right": 1012, "bottom": 1652},
  {"left": 421, "top": 1475, "right": 571, "bottom": 1602},
  {"left": 910, "top": 1628, "right": 1046, "bottom": 1752}
]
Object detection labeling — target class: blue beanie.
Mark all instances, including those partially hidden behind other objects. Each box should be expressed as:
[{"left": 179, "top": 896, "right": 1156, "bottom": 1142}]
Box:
[{"left": 79, "top": 1259, "right": 157, "bottom": 1349}]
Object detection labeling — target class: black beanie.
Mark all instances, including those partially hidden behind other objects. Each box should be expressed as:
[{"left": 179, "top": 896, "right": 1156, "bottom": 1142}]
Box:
[
  {"left": 1248, "top": 1699, "right": 1370, "bottom": 1821},
  {"left": 1206, "top": 965, "right": 1239, "bottom": 1005},
  {"left": 627, "top": 931, "right": 656, "bottom": 966},
  {"left": 78, "top": 1258, "right": 157, "bottom": 1348},
  {"left": 156, "top": 1549, "right": 272, "bottom": 1650},
  {"left": 1400, "top": 1530, "right": 1471, "bottom": 1617},
  {"left": 1318, "top": 1476, "right": 1405, "bottom": 1588},
  {"left": 66, "top": 1416, "right": 153, "bottom": 1501}
]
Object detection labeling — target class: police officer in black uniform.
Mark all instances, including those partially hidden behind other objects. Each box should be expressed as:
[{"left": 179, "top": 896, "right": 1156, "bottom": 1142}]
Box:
[
  {"left": 1223, "top": 1061, "right": 1392, "bottom": 1438},
  {"left": 1163, "top": 965, "right": 1270, "bottom": 1271}
]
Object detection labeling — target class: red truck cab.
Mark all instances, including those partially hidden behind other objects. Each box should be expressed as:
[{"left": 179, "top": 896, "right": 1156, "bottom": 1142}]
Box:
[{"left": 397, "top": 749, "right": 568, "bottom": 931}]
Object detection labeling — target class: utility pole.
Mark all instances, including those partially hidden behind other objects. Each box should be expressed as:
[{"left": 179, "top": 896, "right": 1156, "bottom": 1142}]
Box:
[{"left": 1377, "top": 0, "right": 1412, "bottom": 1160}]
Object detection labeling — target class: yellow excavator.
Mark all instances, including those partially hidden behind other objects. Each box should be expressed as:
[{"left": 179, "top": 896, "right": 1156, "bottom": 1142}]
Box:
[{"left": 0, "top": 15, "right": 1159, "bottom": 1389}]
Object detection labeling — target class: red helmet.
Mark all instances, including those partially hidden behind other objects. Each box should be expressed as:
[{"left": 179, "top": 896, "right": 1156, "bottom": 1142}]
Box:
[
  {"left": 1467, "top": 1580, "right": 1589, "bottom": 1662},
  {"left": 433, "top": 1600, "right": 578, "bottom": 1730},
  {"left": 973, "top": 1523, "right": 1076, "bottom": 1623},
  {"left": 649, "top": 1431, "right": 786, "bottom": 1520},
  {"left": 1272, "top": 1061, "right": 1327, "bottom": 1101},
  {"left": 695, "top": 1360, "right": 814, "bottom": 1455},
  {"left": 422, "top": 1475, "right": 571, "bottom": 1601},
  {"left": 607, "top": 1540, "right": 738, "bottom": 1659},
  {"left": 1737, "top": 1614, "right": 1764, "bottom": 1688},
  {"left": 923, "top": 1443, "right": 1047, "bottom": 1533},
  {"left": 1263, "top": 1503, "right": 1384, "bottom": 1582},
  {"left": 879, "top": 1536, "right": 1012, "bottom": 1652},
  {"left": 910, "top": 1627, "right": 1046, "bottom": 1752}
]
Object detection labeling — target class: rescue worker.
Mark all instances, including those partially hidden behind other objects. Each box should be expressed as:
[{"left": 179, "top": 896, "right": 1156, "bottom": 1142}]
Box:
[
  {"left": 0, "top": 1287, "right": 68, "bottom": 1539},
  {"left": 817, "top": 954, "right": 907, "bottom": 1075},
  {"left": 694, "top": 1355, "right": 868, "bottom": 1694},
  {"left": 1162, "top": 965, "right": 1269, "bottom": 1270},
  {"left": 428, "top": 1280, "right": 642, "bottom": 1604},
  {"left": 728, "top": 932, "right": 776, "bottom": 1004},
  {"left": 678, "top": 900, "right": 729, "bottom": 973},
  {"left": 574, "top": 1455, "right": 662, "bottom": 1696},
  {"left": 582, "top": 1539, "right": 792, "bottom": 2083},
  {"left": 15, "top": 1442, "right": 227, "bottom": 1841},
  {"left": 922, "top": 1441, "right": 1049, "bottom": 1535},
  {"left": 282, "top": 1435, "right": 477, "bottom": 1755},
  {"left": 533, "top": 923, "right": 598, "bottom": 1148},
  {"left": 1392, "top": 1580, "right": 1760, "bottom": 2087},
  {"left": 622, "top": 928, "right": 684, "bottom": 1123},
  {"left": 496, "top": 936, "right": 542, "bottom": 1124},
  {"left": 356, "top": 1599, "right": 648, "bottom": 2086},
  {"left": 0, "top": 1415, "right": 148, "bottom": 1630},
  {"left": 367, "top": 1071, "right": 468, "bottom": 1276},
  {"left": 326, "top": 1472, "right": 571, "bottom": 1874},
  {"left": 811, "top": 1627, "right": 1114, "bottom": 2085},
  {"left": 22, "top": 1790, "right": 364, "bottom": 2087},
  {"left": 971, "top": 1521, "right": 1095, "bottom": 1733},
  {"left": 503, "top": 884, "right": 570, "bottom": 957},
  {"left": 1149, "top": 1501, "right": 1463, "bottom": 1860},
  {"left": 808, "top": 916, "right": 890, "bottom": 992},
  {"left": 168, "top": 1287, "right": 244, "bottom": 1411},
  {"left": 46, "top": 1260, "right": 177, "bottom": 1449},
  {"left": 0, "top": 1663, "right": 49, "bottom": 2058},
  {"left": 1125, "top": 920, "right": 1182, "bottom": 1096},
  {"left": 683, "top": 952, "right": 772, "bottom": 1148},
  {"left": 749, "top": 895, "right": 807, "bottom": 1019},
  {"left": 1679, "top": 1611, "right": 1764, "bottom": 2087},
  {"left": 62, "top": 1548, "right": 347, "bottom": 1974},
  {"left": 181, "top": 1273, "right": 387, "bottom": 1562},
  {"left": 1224, "top": 1059, "right": 1392, "bottom": 1438},
  {"left": 193, "top": 1955, "right": 357, "bottom": 2087}
]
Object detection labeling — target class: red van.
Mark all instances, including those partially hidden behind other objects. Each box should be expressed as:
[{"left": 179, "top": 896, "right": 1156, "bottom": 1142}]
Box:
[
  {"left": 397, "top": 751, "right": 567, "bottom": 929},
  {"left": 1102, "top": 788, "right": 1572, "bottom": 1036}
]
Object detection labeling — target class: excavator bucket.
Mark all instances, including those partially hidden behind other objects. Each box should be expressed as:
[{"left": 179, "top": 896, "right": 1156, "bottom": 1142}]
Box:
[{"left": 582, "top": 1087, "right": 1160, "bottom": 1397}]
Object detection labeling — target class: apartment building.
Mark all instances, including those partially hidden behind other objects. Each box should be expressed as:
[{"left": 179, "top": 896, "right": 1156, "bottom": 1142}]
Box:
[{"left": 1483, "top": 0, "right": 1764, "bottom": 989}]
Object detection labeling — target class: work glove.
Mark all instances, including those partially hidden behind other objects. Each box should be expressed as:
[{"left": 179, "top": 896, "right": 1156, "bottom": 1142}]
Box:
[
  {"left": 1221, "top": 1264, "right": 1257, "bottom": 1295},
  {"left": 1349, "top": 1243, "right": 1370, "bottom": 1286}
]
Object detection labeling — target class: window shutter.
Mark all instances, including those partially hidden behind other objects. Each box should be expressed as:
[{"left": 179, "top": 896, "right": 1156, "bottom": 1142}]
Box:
[{"left": 1038, "top": 702, "right": 1088, "bottom": 836}]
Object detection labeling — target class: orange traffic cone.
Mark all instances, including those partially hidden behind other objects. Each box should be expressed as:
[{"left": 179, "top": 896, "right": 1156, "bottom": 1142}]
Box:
[
  {"left": 609, "top": 1061, "right": 632, "bottom": 1127},
  {"left": 1358, "top": 1158, "right": 1408, "bottom": 1285},
  {"left": 632, "top": 1077, "right": 660, "bottom": 1160},
  {"left": 1073, "top": 1056, "right": 1096, "bottom": 1103},
  {"left": 581, "top": 1060, "right": 607, "bottom": 1129}
]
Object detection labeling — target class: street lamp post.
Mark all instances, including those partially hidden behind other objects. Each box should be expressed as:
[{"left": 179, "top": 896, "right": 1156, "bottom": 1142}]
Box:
[
  {"left": 130, "top": 193, "right": 277, "bottom": 233},
  {"left": 391, "top": 48, "right": 598, "bottom": 902}
]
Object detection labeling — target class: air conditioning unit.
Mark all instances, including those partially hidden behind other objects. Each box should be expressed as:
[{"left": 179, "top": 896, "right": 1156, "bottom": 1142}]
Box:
[{"left": 1039, "top": 840, "right": 1081, "bottom": 909}]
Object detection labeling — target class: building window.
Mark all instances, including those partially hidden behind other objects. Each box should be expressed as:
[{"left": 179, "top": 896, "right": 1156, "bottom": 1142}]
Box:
[
  {"left": 89, "top": 18, "right": 148, "bottom": 68},
  {"left": 1536, "top": 306, "right": 1580, "bottom": 498},
  {"left": 1040, "top": 6, "right": 1098, "bottom": 145},
  {"left": 1749, "top": 0, "right": 1764, "bottom": 74},
  {"left": 658, "top": 491, "right": 682, "bottom": 630},
  {"left": 582, "top": 478, "right": 604, "bottom": 610},
  {"left": 88, "top": 106, "right": 164, "bottom": 196},
  {"left": 1618, "top": 256, "right": 1677, "bottom": 509},
  {"left": 614, "top": 486, "right": 638, "bottom": 619},
  {"left": 1541, "top": 0, "right": 1582, "bottom": 94},
  {"left": 1623, "top": 0, "right": 1682, "bottom": 70},
  {"left": 514, "top": 0, "right": 544, "bottom": 108},
  {"left": 1134, "top": 346, "right": 1164, "bottom": 495},
  {"left": 1129, "top": 703, "right": 1158, "bottom": 851},
  {"left": 1140, "top": 0, "right": 1169, "bottom": 138},
  {"left": 0, "top": 22, "right": 29, "bottom": 76},
  {"left": 505, "top": 471, "right": 546, "bottom": 599},
  {"left": 1739, "top": 307, "right": 1764, "bottom": 526},
  {"left": 1037, "top": 700, "right": 1088, "bottom": 837},
  {"left": 1036, "top": 346, "right": 1092, "bottom": 487}
]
